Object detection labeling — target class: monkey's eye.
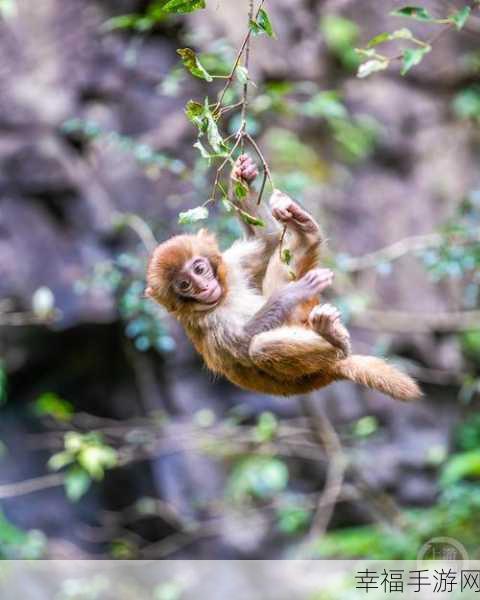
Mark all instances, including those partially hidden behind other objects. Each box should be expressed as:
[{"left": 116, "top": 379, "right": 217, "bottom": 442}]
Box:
[
  {"left": 194, "top": 262, "right": 206, "bottom": 275},
  {"left": 178, "top": 280, "right": 191, "bottom": 292}
]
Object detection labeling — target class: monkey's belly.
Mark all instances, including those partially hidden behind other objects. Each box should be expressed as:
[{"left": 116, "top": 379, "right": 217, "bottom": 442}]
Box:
[{"left": 224, "top": 365, "right": 335, "bottom": 397}]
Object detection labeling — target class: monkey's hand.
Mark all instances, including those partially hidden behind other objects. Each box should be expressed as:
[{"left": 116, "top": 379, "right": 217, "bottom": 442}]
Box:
[
  {"left": 244, "top": 268, "right": 333, "bottom": 338},
  {"left": 270, "top": 190, "right": 319, "bottom": 234},
  {"left": 232, "top": 153, "right": 259, "bottom": 184},
  {"left": 293, "top": 268, "right": 333, "bottom": 300}
]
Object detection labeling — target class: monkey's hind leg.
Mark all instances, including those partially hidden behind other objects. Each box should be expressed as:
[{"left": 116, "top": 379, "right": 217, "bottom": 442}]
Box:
[
  {"left": 249, "top": 326, "right": 340, "bottom": 381},
  {"left": 308, "top": 303, "right": 351, "bottom": 358}
]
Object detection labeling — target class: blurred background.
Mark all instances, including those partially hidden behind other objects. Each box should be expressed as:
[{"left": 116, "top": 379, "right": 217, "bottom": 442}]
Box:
[{"left": 0, "top": 0, "right": 479, "bottom": 562}]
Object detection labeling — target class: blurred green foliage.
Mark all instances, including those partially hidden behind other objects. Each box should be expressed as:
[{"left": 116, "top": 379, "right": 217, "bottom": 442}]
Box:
[
  {"left": 320, "top": 15, "right": 360, "bottom": 71},
  {"left": 78, "top": 253, "right": 175, "bottom": 354},
  {"left": 49, "top": 432, "right": 118, "bottom": 501},
  {"left": 33, "top": 392, "right": 74, "bottom": 422},
  {"left": 314, "top": 415, "right": 480, "bottom": 559},
  {"left": 227, "top": 456, "right": 289, "bottom": 503},
  {"left": 0, "top": 510, "right": 46, "bottom": 559}
]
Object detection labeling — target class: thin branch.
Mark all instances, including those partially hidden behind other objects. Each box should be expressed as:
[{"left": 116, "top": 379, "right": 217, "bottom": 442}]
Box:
[
  {"left": 343, "top": 230, "right": 480, "bottom": 272},
  {"left": 245, "top": 132, "right": 274, "bottom": 187},
  {"left": 209, "top": 133, "right": 244, "bottom": 203},
  {"left": 215, "top": 0, "right": 266, "bottom": 110},
  {"left": 0, "top": 311, "right": 59, "bottom": 327},
  {"left": 0, "top": 473, "right": 64, "bottom": 499},
  {"left": 113, "top": 212, "right": 158, "bottom": 253},
  {"left": 299, "top": 395, "right": 346, "bottom": 540},
  {"left": 240, "top": 0, "right": 255, "bottom": 152},
  {"left": 351, "top": 308, "right": 480, "bottom": 333}
]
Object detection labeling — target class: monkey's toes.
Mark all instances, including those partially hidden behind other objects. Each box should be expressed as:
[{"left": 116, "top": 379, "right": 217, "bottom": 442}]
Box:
[
  {"left": 270, "top": 190, "right": 293, "bottom": 222},
  {"left": 309, "top": 303, "right": 341, "bottom": 333}
]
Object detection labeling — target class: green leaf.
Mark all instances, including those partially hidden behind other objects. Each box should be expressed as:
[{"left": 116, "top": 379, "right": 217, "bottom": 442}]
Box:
[
  {"left": 391, "top": 6, "right": 434, "bottom": 21},
  {"left": 227, "top": 456, "right": 288, "bottom": 502},
  {"left": 255, "top": 411, "right": 278, "bottom": 442},
  {"left": 441, "top": 450, "right": 480, "bottom": 486},
  {"left": 47, "top": 451, "right": 74, "bottom": 471},
  {"left": 320, "top": 15, "right": 360, "bottom": 70},
  {"left": 401, "top": 46, "right": 430, "bottom": 75},
  {"left": 178, "top": 206, "right": 209, "bottom": 225},
  {"left": 34, "top": 393, "right": 73, "bottom": 422},
  {"left": 78, "top": 445, "right": 117, "bottom": 480},
  {"left": 185, "top": 99, "right": 226, "bottom": 154},
  {"left": 367, "top": 32, "right": 392, "bottom": 48},
  {"left": 64, "top": 431, "right": 84, "bottom": 453},
  {"left": 357, "top": 59, "right": 389, "bottom": 78},
  {"left": 236, "top": 65, "right": 249, "bottom": 85},
  {"left": 64, "top": 467, "right": 91, "bottom": 502},
  {"left": 234, "top": 180, "right": 249, "bottom": 201},
  {"left": 250, "top": 8, "right": 276, "bottom": 38},
  {"left": 0, "top": 0, "right": 17, "bottom": 19},
  {"left": 453, "top": 86, "right": 480, "bottom": 119},
  {"left": 353, "top": 416, "right": 379, "bottom": 438},
  {"left": 461, "top": 330, "right": 480, "bottom": 358},
  {"left": 301, "top": 91, "right": 348, "bottom": 119},
  {"left": 392, "top": 27, "right": 414, "bottom": 40},
  {"left": 203, "top": 99, "right": 224, "bottom": 153},
  {"left": 239, "top": 210, "right": 265, "bottom": 227},
  {"left": 161, "top": 0, "right": 206, "bottom": 14},
  {"left": 281, "top": 248, "right": 292, "bottom": 265},
  {"left": 450, "top": 6, "right": 471, "bottom": 30},
  {"left": 365, "top": 28, "right": 413, "bottom": 50},
  {"left": 185, "top": 100, "right": 204, "bottom": 124},
  {"left": 193, "top": 140, "right": 213, "bottom": 158},
  {"left": 102, "top": 14, "right": 140, "bottom": 31},
  {"left": 177, "top": 48, "right": 213, "bottom": 81},
  {"left": 277, "top": 504, "right": 310, "bottom": 535},
  {"left": 222, "top": 198, "right": 233, "bottom": 212}
]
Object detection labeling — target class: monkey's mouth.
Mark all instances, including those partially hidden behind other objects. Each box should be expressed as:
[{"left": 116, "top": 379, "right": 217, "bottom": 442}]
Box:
[{"left": 197, "top": 284, "right": 222, "bottom": 305}]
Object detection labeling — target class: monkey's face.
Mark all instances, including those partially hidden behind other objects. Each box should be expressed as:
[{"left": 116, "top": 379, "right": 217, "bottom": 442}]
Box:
[
  {"left": 145, "top": 230, "right": 227, "bottom": 316},
  {"left": 173, "top": 255, "right": 222, "bottom": 310}
]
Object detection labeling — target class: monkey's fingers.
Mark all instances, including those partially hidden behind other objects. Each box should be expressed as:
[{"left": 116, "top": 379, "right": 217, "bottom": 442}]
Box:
[
  {"left": 242, "top": 165, "right": 258, "bottom": 181},
  {"left": 272, "top": 207, "right": 291, "bottom": 223}
]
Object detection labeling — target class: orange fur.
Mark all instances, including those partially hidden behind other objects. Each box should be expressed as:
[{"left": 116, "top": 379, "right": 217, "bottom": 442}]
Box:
[
  {"left": 146, "top": 229, "right": 228, "bottom": 317},
  {"left": 147, "top": 228, "right": 421, "bottom": 402}
]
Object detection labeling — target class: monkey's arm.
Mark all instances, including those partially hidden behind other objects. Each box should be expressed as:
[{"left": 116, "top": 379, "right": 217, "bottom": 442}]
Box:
[
  {"left": 230, "top": 154, "right": 280, "bottom": 241},
  {"left": 243, "top": 268, "right": 333, "bottom": 339},
  {"left": 227, "top": 155, "right": 282, "bottom": 286}
]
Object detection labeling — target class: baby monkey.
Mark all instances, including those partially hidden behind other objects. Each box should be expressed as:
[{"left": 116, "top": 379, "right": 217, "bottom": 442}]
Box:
[{"left": 146, "top": 155, "right": 421, "bottom": 401}]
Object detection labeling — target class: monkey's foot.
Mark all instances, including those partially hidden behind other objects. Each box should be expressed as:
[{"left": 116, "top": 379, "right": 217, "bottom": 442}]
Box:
[
  {"left": 309, "top": 303, "right": 351, "bottom": 356},
  {"left": 233, "top": 154, "right": 259, "bottom": 183},
  {"left": 270, "top": 190, "right": 319, "bottom": 234}
]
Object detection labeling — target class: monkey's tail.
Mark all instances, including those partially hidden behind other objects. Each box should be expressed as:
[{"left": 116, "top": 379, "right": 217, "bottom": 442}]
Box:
[{"left": 337, "top": 355, "right": 422, "bottom": 401}]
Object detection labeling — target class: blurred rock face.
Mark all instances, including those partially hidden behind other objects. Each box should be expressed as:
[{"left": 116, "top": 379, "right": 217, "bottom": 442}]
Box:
[{"left": 0, "top": 0, "right": 474, "bottom": 557}]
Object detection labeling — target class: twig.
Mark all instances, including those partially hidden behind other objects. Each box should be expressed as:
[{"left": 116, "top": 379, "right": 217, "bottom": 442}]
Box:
[
  {"left": 244, "top": 132, "right": 274, "bottom": 188},
  {"left": 209, "top": 133, "right": 244, "bottom": 203},
  {"left": 278, "top": 225, "right": 288, "bottom": 260},
  {"left": 215, "top": 0, "right": 266, "bottom": 110},
  {"left": 113, "top": 212, "right": 157, "bottom": 253},
  {"left": 0, "top": 473, "right": 64, "bottom": 499},
  {"left": 0, "top": 312, "right": 59, "bottom": 327},
  {"left": 299, "top": 395, "right": 346, "bottom": 540},
  {"left": 342, "top": 230, "right": 480, "bottom": 272},
  {"left": 240, "top": 0, "right": 255, "bottom": 152},
  {"left": 352, "top": 308, "right": 480, "bottom": 333}
]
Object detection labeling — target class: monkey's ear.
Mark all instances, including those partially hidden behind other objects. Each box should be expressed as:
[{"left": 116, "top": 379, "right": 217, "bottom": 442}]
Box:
[
  {"left": 144, "top": 286, "right": 153, "bottom": 298},
  {"left": 197, "top": 228, "right": 209, "bottom": 238}
]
